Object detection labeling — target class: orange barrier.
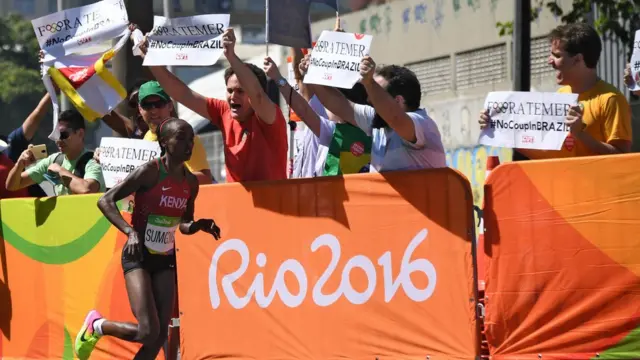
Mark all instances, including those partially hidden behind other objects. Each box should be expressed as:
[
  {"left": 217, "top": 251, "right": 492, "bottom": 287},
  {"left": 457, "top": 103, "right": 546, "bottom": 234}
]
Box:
[
  {"left": 176, "top": 169, "right": 479, "bottom": 359},
  {"left": 483, "top": 154, "right": 640, "bottom": 359},
  {"left": 0, "top": 195, "right": 165, "bottom": 359}
]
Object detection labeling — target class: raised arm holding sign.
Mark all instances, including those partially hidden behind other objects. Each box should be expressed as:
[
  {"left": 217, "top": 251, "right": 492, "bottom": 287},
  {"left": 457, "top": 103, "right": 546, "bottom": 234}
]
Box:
[
  {"left": 479, "top": 23, "right": 632, "bottom": 160},
  {"left": 222, "top": 28, "right": 277, "bottom": 125}
]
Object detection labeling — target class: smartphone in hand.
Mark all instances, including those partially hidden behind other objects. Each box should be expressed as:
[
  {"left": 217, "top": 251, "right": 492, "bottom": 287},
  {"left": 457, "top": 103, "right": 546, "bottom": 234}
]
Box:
[{"left": 29, "top": 144, "right": 48, "bottom": 160}]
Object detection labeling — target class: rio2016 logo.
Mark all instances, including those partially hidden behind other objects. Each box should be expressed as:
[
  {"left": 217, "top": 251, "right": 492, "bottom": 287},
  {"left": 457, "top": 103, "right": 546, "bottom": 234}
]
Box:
[{"left": 209, "top": 229, "right": 437, "bottom": 309}]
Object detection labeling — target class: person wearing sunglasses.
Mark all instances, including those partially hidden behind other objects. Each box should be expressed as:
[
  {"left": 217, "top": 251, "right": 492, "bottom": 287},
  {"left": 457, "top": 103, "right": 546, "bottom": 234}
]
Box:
[
  {"left": 5, "top": 109, "right": 105, "bottom": 196},
  {"left": 136, "top": 81, "right": 213, "bottom": 185}
]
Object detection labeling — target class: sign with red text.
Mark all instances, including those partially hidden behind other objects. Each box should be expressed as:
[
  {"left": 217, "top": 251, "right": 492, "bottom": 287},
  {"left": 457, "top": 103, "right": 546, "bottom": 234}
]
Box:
[
  {"left": 143, "top": 14, "right": 229, "bottom": 66},
  {"left": 175, "top": 169, "right": 478, "bottom": 359},
  {"left": 303, "top": 31, "right": 373, "bottom": 89},
  {"left": 98, "top": 137, "right": 160, "bottom": 188},
  {"left": 31, "top": 0, "right": 129, "bottom": 60},
  {"left": 478, "top": 91, "right": 578, "bottom": 150}
]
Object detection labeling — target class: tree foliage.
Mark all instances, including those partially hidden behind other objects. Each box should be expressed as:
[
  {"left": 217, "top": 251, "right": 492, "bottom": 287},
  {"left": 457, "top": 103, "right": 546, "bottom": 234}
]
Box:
[
  {"left": 0, "top": 13, "right": 50, "bottom": 143},
  {"left": 497, "top": 0, "right": 640, "bottom": 55}
]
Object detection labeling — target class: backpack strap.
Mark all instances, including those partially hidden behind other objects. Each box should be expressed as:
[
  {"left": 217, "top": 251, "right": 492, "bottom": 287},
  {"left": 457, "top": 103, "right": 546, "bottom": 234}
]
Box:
[
  {"left": 74, "top": 151, "right": 94, "bottom": 178},
  {"left": 54, "top": 152, "right": 64, "bottom": 167}
]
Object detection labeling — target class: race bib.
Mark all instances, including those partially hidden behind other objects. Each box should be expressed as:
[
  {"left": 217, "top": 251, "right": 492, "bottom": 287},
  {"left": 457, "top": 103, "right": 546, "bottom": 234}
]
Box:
[{"left": 144, "top": 214, "right": 180, "bottom": 255}]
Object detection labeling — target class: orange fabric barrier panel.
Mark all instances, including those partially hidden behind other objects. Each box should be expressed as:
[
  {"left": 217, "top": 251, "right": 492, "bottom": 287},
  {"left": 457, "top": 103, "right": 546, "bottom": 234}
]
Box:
[
  {"left": 483, "top": 154, "right": 640, "bottom": 359},
  {"left": 176, "top": 169, "right": 479, "bottom": 360},
  {"left": 0, "top": 195, "right": 165, "bottom": 359}
]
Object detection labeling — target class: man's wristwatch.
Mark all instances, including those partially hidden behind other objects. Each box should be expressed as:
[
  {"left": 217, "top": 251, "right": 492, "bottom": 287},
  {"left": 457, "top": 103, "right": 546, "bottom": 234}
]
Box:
[
  {"left": 123, "top": 227, "right": 133, "bottom": 236},
  {"left": 276, "top": 77, "right": 287, "bottom": 87}
]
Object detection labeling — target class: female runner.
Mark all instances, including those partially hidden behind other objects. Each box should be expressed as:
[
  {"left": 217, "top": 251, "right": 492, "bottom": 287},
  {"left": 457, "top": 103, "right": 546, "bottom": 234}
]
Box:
[{"left": 75, "top": 118, "right": 220, "bottom": 359}]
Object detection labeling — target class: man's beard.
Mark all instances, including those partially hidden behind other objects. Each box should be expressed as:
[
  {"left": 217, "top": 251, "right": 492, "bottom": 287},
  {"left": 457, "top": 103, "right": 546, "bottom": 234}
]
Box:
[{"left": 372, "top": 113, "right": 389, "bottom": 129}]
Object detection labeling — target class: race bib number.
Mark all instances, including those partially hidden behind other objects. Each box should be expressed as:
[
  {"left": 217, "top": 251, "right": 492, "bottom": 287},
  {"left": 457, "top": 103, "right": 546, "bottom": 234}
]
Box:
[{"left": 144, "top": 214, "right": 180, "bottom": 255}]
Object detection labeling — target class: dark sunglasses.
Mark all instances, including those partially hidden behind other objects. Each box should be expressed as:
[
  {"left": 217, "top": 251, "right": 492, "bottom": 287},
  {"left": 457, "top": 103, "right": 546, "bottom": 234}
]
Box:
[
  {"left": 140, "top": 99, "right": 168, "bottom": 111},
  {"left": 59, "top": 129, "right": 75, "bottom": 140}
]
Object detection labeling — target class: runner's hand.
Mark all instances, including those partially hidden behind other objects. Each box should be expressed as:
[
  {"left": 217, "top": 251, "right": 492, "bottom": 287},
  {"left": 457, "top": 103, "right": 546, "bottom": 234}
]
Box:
[
  {"left": 124, "top": 231, "right": 143, "bottom": 261},
  {"left": 196, "top": 219, "right": 221, "bottom": 240}
]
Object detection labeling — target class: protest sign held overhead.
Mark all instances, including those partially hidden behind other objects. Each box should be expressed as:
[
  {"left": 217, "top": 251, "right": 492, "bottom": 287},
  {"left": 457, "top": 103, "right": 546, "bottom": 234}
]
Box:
[
  {"left": 31, "top": 0, "right": 129, "bottom": 61},
  {"left": 304, "top": 31, "right": 373, "bottom": 89},
  {"left": 628, "top": 30, "right": 640, "bottom": 92},
  {"left": 143, "top": 14, "right": 230, "bottom": 67},
  {"left": 99, "top": 137, "right": 161, "bottom": 188},
  {"left": 478, "top": 91, "right": 578, "bottom": 150}
]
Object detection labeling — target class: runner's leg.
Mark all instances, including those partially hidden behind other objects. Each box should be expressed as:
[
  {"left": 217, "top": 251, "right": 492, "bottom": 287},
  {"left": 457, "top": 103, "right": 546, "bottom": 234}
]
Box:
[
  {"left": 165, "top": 273, "right": 180, "bottom": 360},
  {"left": 102, "top": 268, "right": 160, "bottom": 343},
  {"left": 134, "top": 268, "right": 176, "bottom": 359},
  {"left": 74, "top": 268, "right": 160, "bottom": 360}
]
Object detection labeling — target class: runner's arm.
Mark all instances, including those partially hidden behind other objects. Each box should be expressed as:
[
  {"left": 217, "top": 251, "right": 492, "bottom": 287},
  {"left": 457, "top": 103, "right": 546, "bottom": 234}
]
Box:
[
  {"left": 97, "top": 163, "right": 156, "bottom": 235},
  {"left": 179, "top": 172, "right": 200, "bottom": 235}
]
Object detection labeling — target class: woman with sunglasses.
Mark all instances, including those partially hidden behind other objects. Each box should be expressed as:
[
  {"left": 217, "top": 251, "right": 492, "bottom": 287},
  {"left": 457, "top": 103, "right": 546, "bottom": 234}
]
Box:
[{"left": 74, "top": 117, "right": 221, "bottom": 360}]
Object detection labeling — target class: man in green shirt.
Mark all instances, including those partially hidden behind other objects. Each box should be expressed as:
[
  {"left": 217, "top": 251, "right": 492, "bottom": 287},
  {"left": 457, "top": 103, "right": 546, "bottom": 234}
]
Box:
[{"left": 6, "top": 109, "right": 105, "bottom": 196}]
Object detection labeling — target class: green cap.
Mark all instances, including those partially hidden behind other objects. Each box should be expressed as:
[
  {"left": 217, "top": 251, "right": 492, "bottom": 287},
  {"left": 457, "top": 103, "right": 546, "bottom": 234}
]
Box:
[{"left": 138, "top": 81, "right": 170, "bottom": 104}]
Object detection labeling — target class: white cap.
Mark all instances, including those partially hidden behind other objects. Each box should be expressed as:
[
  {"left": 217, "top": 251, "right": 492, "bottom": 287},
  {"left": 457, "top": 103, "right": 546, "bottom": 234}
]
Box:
[{"left": 0, "top": 139, "right": 8, "bottom": 153}]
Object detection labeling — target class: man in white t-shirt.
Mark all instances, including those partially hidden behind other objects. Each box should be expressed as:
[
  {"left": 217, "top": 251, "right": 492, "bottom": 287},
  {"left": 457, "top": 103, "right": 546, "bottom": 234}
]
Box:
[
  {"left": 292, "top": 95, "right": 329, "bottom": 178},
  {"left": 300, "top": 55, "right": 446, "bottom": 172}
]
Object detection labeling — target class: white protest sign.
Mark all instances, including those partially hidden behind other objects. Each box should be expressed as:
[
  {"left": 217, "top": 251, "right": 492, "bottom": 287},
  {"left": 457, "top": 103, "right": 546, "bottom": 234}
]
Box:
[
  {"left": 478, "top": 91, "right": 579, "bottom": 150},
  {"left": 303, "top": 31, "right": 373, "bottom": 89},
  {"left": 628, "top": 30, "right": 640, "bottom": 92},
  {"left": 99, "top": 137, "right": 161, "bottom": 188},
  {"left": 31, "top": 0, "right": 129, "bottom": 60},
  {"left": 143, "top": 14, "right": 230, "bottom": 66}
]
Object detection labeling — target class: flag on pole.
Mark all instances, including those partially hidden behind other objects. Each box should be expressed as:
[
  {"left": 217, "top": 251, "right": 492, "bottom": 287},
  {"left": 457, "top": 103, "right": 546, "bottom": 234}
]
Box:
[
  {"left": 267, "top": 0, "right": 312, "bottom": 48},
  {"left": 41, "top": 31, "right": 131, "bottom": 140}
]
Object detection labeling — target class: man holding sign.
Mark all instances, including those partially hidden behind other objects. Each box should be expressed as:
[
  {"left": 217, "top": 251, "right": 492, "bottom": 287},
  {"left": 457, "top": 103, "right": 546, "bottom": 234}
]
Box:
[
  {"left": 301, "top": 52, "right": 446, "bottom": 172},
  {"left": 139, "top": 29, "right": 287, "bottom": 183},
  {"left": 479, "top": 23, "right": 632, "bottom": 159}
]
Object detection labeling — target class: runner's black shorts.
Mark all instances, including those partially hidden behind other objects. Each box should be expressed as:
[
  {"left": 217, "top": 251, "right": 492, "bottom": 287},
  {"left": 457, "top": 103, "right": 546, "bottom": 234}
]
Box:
[{"left": 121, "top": 246, "right": 176, "bottom": 275}]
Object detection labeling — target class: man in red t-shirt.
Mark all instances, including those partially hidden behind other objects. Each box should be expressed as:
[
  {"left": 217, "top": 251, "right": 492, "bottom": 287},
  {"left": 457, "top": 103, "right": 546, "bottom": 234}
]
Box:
[
  {"left": 0, "top": 141, "right": 29, "bottom": 199},
  {"left": 138, "top": 28, "right": 288, "bottom": 183}
]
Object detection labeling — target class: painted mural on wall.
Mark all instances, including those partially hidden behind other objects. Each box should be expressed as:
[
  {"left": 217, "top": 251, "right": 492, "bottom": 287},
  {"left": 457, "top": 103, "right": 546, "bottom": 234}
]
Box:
[{"left": 447, "top": 145, "right": 512, "bottom": 236}]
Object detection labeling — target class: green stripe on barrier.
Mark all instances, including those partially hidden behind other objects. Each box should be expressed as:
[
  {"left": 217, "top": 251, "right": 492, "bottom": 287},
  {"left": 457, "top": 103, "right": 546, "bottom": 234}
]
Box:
[{"left": 1, "top": 216, "right": 111, "bottom": 265}]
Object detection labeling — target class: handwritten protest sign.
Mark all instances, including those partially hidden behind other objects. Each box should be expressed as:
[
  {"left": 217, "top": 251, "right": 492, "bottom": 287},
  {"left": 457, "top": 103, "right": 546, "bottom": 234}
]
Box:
[
  {"left": 99, "top": 137, "right": 161, "bottom": 188},
  {"left": 31, "top": 0, "right": 129, "bottom": 60},
  {"left": 628, "top": 30, "right": 640, "bottom": 92},
  {"left": 478, "top": 91, "right": 578, "bottom": 150},
  {"left": 303, "top": 31, "right": 373, "bottom": 89},
  {"left": 143, "top": 14, "right": 230, "bottom": 66}
]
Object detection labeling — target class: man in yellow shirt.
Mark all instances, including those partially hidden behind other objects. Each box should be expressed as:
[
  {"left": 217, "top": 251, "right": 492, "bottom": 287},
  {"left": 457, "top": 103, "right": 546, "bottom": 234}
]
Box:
[
  {"left": 138, "top": 81, "right": 213, "bottom": 183},
  {"left": 479, "top": 23, "right": 632, "bottom": 160}
]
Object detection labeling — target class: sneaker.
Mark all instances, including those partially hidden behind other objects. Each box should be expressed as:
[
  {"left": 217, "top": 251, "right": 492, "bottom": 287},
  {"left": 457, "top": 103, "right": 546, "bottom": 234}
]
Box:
[{"left": 74, "top": 310, "right": 103, "bottom": 360}]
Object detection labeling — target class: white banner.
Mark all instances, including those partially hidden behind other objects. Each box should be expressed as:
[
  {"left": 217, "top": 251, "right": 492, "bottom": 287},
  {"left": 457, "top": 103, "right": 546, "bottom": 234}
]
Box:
[
  {"left": 303, "top": 31, "right": 373, "bottom": 89},
  {"left": 31, "top": 0, "right": 129, "bottom": 60},
  {"left": 478, "top": 91, "right": 578, "bottom": 150},
  {"left": 99, "top": 137, "right": 161, "bottom": 188},
  {"left": 143, "top": 14, "right": 230, "bottom": 66},
  {"left": 629, "top": 30, "right": 640, "bottom": 92}
]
